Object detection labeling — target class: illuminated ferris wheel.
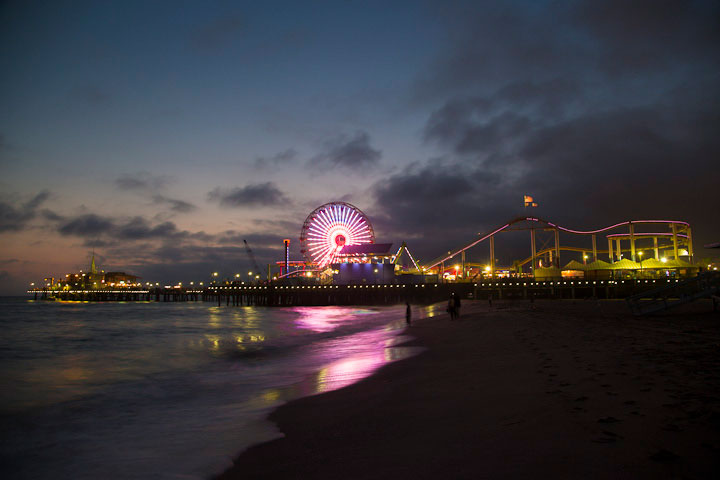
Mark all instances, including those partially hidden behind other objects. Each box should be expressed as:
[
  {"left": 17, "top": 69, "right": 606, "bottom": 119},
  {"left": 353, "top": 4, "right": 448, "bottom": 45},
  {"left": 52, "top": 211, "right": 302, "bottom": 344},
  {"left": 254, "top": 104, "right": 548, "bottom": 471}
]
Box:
[{"left": 300, "top": 202, "right": 375, "bottom": 267}]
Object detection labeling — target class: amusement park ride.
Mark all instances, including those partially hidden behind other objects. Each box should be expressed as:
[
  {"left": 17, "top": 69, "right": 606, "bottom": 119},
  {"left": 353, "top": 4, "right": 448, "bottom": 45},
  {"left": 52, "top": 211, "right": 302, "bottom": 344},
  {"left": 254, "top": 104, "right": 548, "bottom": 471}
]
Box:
[{"left": 274, "top": 202, "right": 698, "bottom": 284}]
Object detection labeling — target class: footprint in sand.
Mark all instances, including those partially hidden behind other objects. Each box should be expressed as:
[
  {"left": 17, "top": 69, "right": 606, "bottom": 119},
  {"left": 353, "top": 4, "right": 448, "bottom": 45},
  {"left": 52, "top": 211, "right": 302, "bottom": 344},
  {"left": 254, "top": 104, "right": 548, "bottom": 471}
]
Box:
[
  {"left": 649, "top": 449, "right": 679, "bottom": 463},
  {"left": 623, "top": 400, "right": 636, "bottom": 405},
  {"left": 598, "top": 416, "right": 620, "bottom": 424},
  {"left": 575, "top": 396, "right": 589, "bottom": 402}
]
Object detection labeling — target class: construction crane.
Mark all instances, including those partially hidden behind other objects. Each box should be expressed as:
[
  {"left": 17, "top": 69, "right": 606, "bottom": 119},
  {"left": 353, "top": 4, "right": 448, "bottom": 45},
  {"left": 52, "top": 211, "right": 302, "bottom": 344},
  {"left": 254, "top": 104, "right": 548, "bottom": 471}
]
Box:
[{"left": 243, "top": 239, "right": 261, "bottom": 281}]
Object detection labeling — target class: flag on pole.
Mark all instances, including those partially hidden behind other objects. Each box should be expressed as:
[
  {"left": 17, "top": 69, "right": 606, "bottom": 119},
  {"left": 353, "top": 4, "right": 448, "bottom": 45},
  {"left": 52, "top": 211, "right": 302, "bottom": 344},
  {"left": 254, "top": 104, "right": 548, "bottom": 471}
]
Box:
[{"left": 524, "top": 195, "right": 537, "bottom": 207}]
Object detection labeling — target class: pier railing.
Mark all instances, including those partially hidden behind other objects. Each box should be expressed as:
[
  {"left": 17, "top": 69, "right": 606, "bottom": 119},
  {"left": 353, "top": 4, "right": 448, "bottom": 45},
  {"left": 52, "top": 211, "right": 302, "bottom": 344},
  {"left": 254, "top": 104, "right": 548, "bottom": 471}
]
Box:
[{"left": 625, "top": 271, "right": 720, "bottom": 315}]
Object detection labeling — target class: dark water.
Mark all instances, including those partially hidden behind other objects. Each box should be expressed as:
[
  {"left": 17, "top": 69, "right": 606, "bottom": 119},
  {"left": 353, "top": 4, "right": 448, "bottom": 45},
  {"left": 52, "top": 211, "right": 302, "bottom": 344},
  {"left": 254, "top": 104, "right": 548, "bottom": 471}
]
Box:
[{"left": 0, "top": 298, "right": 429, "bottom": 479}]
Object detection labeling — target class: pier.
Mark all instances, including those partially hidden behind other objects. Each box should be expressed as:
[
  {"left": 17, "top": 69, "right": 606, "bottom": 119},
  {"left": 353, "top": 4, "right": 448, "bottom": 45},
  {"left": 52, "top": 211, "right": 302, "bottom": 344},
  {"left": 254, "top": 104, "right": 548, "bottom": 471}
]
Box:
[{"left": 28, "top": 278, "right": 688, "bottom": 306}]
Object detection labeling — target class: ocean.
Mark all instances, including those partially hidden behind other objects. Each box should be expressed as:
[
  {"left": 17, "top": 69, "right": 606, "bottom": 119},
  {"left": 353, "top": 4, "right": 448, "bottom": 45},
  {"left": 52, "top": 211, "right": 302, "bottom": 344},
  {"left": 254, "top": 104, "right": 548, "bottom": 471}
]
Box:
[{"left": 0, "top": 297, "right": 432, "bottom": 479}]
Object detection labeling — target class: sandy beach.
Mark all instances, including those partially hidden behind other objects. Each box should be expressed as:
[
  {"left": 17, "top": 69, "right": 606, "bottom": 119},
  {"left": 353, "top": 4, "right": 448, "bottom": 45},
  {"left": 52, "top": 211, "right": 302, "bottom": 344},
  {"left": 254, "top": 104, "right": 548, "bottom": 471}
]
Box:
[{"left": 216, "top": 299, "right": 720, "bottom": 479}]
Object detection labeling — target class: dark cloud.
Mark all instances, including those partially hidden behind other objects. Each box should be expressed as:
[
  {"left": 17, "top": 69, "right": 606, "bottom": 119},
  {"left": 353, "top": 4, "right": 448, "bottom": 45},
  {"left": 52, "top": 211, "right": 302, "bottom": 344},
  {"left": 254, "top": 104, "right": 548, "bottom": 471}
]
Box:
[
  {"left": 57, "top": 214, "right": 191, "bottom": 242},
  {"left": 208, "top": 182, "right": 288, "bottom": 208},
  {"left": 309, "top": 131, "right": 381, "bottom": 170},
  {"left": 425, "top": 106, "right": 535, "bottom": 157},
  {"left": 573, "top": 0, "right": 720, "bottom": 75},
  {"left": 191, "top": 14, "right": 244, "bottom": 50},
  {"left": 116, "top": 217, "right": 179, "bottom": 240},
  {"left": 370, "top": 160, "right": 515, "bottom": 260},
  {"left": 152, "top": 195, "right": 197, "bottom": 213},
  {"left": 416, "top": 0, "right": 720, "bottom": 105},
  {"left": 115, "top": 173, "right": 171, "bottom": 191},
  {"left": 0, "top": 190, "right": 51, "bottom": 232},
  {"left": 40, "top": 209, "right": 63, "bottom": 221},
  {"left": 253, "top": 149, "right": 298, "bottom": 169},
  {"left": 58, "top": 214, "right": 115, "bottom": 236}
]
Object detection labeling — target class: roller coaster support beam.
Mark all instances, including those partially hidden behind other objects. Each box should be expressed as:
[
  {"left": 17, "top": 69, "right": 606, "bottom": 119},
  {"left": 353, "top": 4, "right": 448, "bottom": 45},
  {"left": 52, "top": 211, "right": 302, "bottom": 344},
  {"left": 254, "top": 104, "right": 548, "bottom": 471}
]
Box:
[
  {"left": 554, "top": 228, "right": 560, "bottom": 267},
  {"left": 530, "top": 229, "right": 537, "bottom": 272},
  {"left": 608, "top": 237, "right": 613, "bottom": 261},
  {"left": 672, "top": 224, "right": 679, "bottom": 260},
  {"left": 490, "top": 235, "right": 495, "bottom": 278},
  {"left": 654, "top": 237, "right": 659, "bottom": 260},
  {"left": 687, "top": 227, "right": 694, "bottom": 263},
  {"left": 592, "top": 234, "right": 597, "bottom": 261},
  {"left": 629, "top": 222, "right": 636, "bottom": 262}
]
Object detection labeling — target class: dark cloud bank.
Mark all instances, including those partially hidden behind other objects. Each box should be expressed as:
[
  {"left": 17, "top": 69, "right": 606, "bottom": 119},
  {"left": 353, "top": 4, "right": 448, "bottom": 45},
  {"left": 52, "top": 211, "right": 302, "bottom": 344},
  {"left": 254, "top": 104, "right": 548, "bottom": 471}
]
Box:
[
  {"left": 0, "top": 190, "right": 51, "bottom": 232},
  {"left": 309, "top": 131, "right": 382, "bottom": 171},
  {"left": 208, "top": 182, "right": 288, "bottom": 207},
  {"left": 369, "top": 0, "right": 720, "bottom": 263}
]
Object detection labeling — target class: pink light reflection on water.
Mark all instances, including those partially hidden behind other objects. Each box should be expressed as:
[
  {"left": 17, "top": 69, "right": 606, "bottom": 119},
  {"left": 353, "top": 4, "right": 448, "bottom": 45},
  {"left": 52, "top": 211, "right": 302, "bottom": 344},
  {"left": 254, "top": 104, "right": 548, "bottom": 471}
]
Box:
[
  {"left": 305, "top": 320, "right": 422, "bottom": 394},
  {"left": 269, "top": 304, "right": 438, "bottom": 397},
  {"left": 313, "top": 342, "right": 420, "bottom": 394},
  {"left": 291, "top": 306, "right": 376, "bottom": 332}
]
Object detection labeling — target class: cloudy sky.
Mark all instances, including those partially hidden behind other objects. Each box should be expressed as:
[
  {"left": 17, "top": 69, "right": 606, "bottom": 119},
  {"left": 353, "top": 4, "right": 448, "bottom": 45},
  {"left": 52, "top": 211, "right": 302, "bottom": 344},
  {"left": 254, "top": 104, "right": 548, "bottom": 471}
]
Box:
[{"left": 1, "top": 0, "right": 718, "bottom": 293}]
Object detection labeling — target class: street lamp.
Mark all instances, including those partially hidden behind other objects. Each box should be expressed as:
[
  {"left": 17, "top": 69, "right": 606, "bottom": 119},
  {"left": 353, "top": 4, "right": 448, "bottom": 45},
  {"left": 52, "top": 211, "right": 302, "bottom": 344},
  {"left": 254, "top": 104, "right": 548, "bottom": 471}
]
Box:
[{"left": 638, "top": 251, "right": 643, "bottom": 277}]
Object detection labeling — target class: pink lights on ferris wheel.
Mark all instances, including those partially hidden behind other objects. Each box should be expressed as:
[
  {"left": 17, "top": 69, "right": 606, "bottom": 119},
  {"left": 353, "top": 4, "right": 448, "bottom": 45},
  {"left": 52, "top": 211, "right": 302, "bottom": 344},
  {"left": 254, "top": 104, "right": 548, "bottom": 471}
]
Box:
[{"left": 300, "top": 202, "right": 375, "bottom": 267}]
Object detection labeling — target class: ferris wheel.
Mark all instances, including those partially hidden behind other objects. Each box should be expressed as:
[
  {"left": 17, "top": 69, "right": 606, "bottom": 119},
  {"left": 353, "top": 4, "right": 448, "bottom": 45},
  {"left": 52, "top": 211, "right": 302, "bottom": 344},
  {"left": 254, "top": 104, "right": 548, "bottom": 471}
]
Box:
[{"left": 300, "top": 202, "right": 375, "bottom": 267}]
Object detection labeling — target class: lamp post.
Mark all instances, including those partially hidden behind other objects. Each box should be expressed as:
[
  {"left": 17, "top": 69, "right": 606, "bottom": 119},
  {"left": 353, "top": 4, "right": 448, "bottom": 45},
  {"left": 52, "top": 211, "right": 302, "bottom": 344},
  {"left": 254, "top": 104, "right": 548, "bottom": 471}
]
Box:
[{"left": 638, "top": 251, "right": 643, "bottom": 278}]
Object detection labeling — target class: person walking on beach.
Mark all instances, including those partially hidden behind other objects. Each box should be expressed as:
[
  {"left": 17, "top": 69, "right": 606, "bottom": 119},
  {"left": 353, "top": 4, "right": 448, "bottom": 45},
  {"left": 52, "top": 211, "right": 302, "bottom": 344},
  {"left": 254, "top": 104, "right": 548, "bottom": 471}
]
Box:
[
  {"left": 454, "top": 293, "right": 462, "bottom": 319},
  {"left": 406, "top": 301, "right": 412, "bottom": 326},
  {"left": 448, "top": 293, "right": 458, "bottom": 320}
]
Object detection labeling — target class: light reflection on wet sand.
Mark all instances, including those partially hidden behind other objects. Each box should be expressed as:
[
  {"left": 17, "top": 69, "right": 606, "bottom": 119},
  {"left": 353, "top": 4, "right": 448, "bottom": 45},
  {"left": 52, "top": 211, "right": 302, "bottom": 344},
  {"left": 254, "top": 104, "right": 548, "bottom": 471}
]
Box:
[{"left": 255, "top": 320, "right": 424, "bottom": 406}]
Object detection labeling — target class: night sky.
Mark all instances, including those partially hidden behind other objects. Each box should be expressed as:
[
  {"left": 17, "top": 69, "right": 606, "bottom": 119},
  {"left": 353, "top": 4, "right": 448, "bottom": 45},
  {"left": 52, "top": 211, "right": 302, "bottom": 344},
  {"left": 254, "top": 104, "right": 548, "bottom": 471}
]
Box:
[{"left": 1, "top": 0, "right": 719, "bottom": 293}]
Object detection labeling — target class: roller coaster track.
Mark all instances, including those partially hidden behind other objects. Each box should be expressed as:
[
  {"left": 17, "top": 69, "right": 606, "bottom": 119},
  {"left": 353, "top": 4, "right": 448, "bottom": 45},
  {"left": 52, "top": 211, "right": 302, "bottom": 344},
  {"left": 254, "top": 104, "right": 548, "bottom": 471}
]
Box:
[{"left": 423, "top": 216, "right": 690, "bottom": 270}]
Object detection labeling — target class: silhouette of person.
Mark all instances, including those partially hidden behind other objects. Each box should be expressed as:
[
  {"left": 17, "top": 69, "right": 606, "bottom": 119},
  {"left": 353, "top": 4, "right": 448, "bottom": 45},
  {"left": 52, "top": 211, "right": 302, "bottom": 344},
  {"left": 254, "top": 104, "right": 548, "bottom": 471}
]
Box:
[
  {"left": 448, "top": 293, "right": 457, "bottom": 320},
  {"left": 454, "top": 292, "right": 462, "bottom": 318}
]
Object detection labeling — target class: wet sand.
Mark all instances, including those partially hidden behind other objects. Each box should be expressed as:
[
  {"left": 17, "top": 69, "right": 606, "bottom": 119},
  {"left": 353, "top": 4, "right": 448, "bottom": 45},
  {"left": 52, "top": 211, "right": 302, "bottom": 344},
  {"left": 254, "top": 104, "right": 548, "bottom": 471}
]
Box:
[{"left": 216, "top": 299, "right": 720, "bottom": 479}]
